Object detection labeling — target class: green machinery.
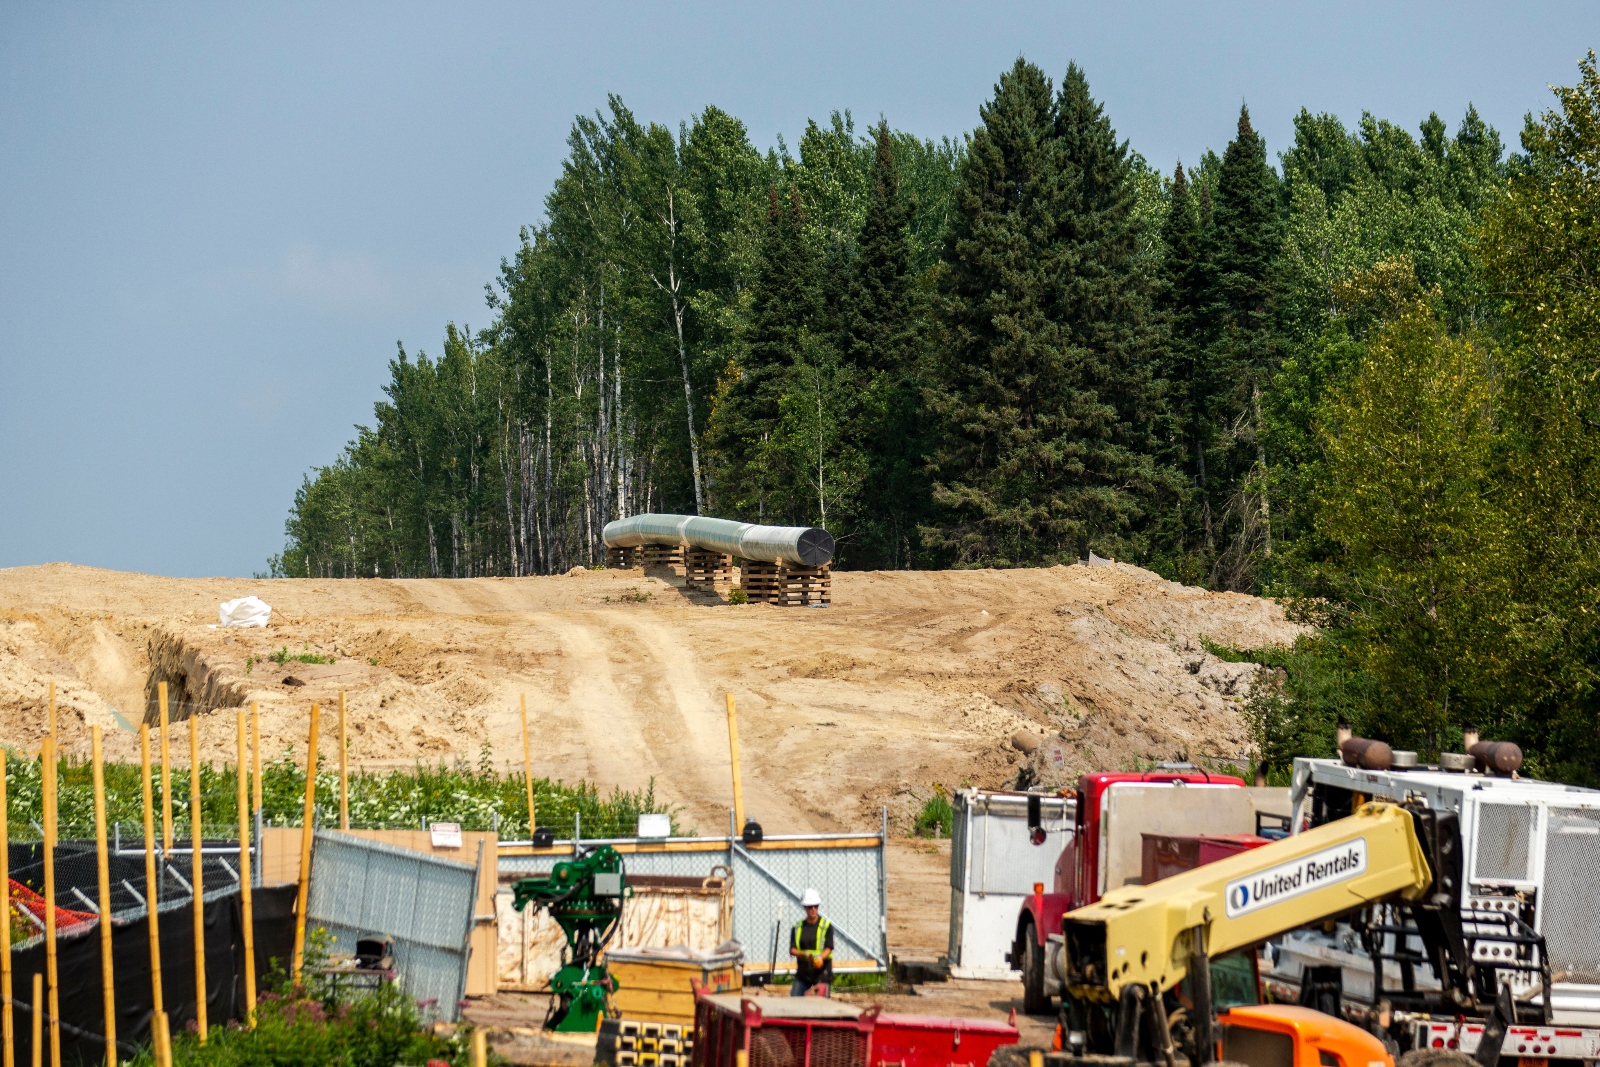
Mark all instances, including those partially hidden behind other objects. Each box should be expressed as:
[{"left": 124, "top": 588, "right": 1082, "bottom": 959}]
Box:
[{"left": 511, "top": 845, "right": 631, "bottom": 1032}]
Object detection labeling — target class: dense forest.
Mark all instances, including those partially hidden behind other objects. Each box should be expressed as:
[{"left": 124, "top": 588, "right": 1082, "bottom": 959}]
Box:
[{"left": 276, "top": 55, "right": 1600, "bottom": 784}]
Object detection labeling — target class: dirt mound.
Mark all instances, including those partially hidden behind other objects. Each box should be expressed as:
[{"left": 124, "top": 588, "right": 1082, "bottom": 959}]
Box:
[{"left": 0, "top": 561, "right": 1301, "bottom": 832}]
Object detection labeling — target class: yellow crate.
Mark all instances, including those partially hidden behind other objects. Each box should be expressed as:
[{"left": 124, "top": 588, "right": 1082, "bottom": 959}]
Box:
[{"left": 608, "top": 956, "right": 743, "bottom": 1025}]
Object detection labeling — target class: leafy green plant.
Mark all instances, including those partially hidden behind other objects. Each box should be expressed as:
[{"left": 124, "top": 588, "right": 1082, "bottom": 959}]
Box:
[
  {"left": 128, "top": 970, "right": 468, "bottom": 1065},
  {"left": 2, "top": 746, "right": 678, "bottom": 841},
  {"left": 727, "top": 587, "right": 749, "bottom": 605},
  {"left": 914, "top": 787, "right": 953, "bottom": 838}
]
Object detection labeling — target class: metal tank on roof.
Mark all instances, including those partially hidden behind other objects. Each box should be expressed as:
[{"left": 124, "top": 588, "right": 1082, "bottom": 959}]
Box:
[{"left": 601, "top": 514, "right": 835, "bottom": 567}]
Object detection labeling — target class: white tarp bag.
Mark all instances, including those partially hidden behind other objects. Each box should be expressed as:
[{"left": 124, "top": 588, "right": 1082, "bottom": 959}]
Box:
[{"left": 218, "top": 596, "right": 272, "bottom": 628}]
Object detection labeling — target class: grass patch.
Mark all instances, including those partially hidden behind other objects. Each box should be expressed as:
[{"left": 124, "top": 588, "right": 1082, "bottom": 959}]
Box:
[
  {"left": 269, "top": 645, "right": 336, "bottom": 666},
  {"left": 914, "top": 788, "right": 954, "bottom": 838}
]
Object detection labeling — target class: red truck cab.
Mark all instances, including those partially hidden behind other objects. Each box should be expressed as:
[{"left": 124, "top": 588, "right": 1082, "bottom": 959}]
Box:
[{"left": 1010, "top": 766, "right": 1252, "bottom": 1014}]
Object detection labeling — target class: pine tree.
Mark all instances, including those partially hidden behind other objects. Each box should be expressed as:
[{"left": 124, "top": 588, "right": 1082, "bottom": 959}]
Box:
[
  {"left": 1161, "top": 162, "right": 1213, "bottom": 551},
  {"left": 843, "top": 122, "right": 917, "bottom": 372},
  {"left": 842, "top": 121, "right": 929, "bottom": 566},
  {"left": 929, "top": 59, "right": 1174, "bottom": 567},
  {"left": 711, "top": 186, "right": 819, "bottom": 522},
  {"left": 1200, "top": 104, "right": 1284, "bottom": 589},
  {"left": 1049, "top": 63, "right": 1177, "bottom": 511}
]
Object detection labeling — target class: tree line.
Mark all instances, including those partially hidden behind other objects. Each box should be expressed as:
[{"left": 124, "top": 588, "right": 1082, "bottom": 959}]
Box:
[{"left": 276, "top": 55, "right": 1600, "bottom": 783}]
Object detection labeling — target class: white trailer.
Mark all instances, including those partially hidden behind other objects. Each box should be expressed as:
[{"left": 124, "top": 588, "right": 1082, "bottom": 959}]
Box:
[{"left": 946, "top": 788, "right": 1074, "bottom": 978}]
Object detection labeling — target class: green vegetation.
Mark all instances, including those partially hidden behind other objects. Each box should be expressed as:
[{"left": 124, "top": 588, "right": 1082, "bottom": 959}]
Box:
[
  {"left": 727, "top": 586, "right": 749, "bottom": 605},
  {"left": 128, "top": 950, "right": 468, "bottom": 1066},
  {"left": 914, "top": 788, "right": 953, "bottom": 838},
  {"left": 273, "top": 52, "right": 1600, "bottom": 783},
  {"left": 269, "top": 645, "right": 336, "bottom": 666},
  {"left": 3, "top": 743, "right": 675, "bottom": 840}
]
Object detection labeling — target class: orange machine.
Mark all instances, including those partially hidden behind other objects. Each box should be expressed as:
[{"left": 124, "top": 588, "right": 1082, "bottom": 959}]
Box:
[{"left": 1218, "top": 1006, "right": 1394, "bottom": 1067}]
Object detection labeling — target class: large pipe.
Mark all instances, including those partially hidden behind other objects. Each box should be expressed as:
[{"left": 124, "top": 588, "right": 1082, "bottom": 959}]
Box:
[{"left": 602, "top": 513, "right": 835, "bottom": 567}]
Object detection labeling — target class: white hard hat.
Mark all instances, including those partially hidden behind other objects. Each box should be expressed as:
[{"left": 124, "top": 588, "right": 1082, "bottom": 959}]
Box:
[{"left": 801, "top": 888, "right": 822, "bottom": 907}]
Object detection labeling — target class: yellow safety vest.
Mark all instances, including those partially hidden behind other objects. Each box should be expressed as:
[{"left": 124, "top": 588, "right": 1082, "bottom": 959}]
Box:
[{"left": 794, "top": 917, "right": 831, "bottom": 958}]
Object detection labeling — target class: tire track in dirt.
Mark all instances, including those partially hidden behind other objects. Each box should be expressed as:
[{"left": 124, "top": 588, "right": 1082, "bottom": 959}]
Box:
[
  {"left": 603, "top": 612, "right": 818, "bottom": 834},
  {"left": 525, "top": 613, "right": 668, "bottom": 809}
]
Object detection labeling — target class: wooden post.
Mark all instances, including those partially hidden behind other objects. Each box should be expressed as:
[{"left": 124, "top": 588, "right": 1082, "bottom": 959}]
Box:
[
  {"left": 338, "top": 690, "right": 349, "bottom": 831},
  {"left": 0, "top": 748, "right": 11, "bottom": 1067},
  {"left": 139, "top": 725, "right": 165, "bottom": 1031},
  {"left": 30, "top": 972, "right": 41, "bottom": 1067},
  {"left": 153, "top": 1011, "right": 171, "bottom": 1067},
  {"left": 725, "top": 693, "right": 745, "bottom": 831},
  {"left": 292, "top": 703, "right": 320, "bottom": 981},
  {"left": 236, "top": 710, "right": 257, "bottom": 1027},
  {"left": 42, "top": 731, "right": 60, "bottom": 1067},
  {"left": 250, "top": 701, "right": 262, "bottom": 819},
  {"left": 92, "top": 727, "right": 117, "bottom": 1067},
  {"left": 471, "top": 1028, "right": 488, "bottom": 1067},
  {"left": 45, "top": 683, "right": 56, "bottom": 849},
  {"left": 188, "top": 715, "right": 207, "bottom": 1042},
  {"left": 520, "top": 694, "right": 536, "bottom": 838},
  {"left": 159, "top": 681, "right": 173, "bottom": 852}
]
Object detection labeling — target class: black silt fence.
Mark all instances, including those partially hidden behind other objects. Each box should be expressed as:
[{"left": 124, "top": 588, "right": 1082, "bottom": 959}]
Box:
[{"left": 9, "top": 884, "right": 297, "bottom": 1065}]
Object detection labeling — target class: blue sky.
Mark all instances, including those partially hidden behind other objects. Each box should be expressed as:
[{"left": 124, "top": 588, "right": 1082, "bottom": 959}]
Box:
[{"left": 3, "top": 2, "right": 1596, "bottom": 577}]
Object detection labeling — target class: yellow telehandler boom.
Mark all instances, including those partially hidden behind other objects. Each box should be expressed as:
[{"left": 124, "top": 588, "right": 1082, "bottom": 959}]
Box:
[
  {"left": 1052, "top": 802, "right": 1539, "bottom": 1067},
  {"left": 1065, "top": 803, "right": 1431, "bottom": 1001}
]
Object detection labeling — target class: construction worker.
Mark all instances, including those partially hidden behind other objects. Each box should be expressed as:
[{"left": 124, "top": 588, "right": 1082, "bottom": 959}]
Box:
[{"left": 789, "top": 887, "right": 834, "bottom": 997}]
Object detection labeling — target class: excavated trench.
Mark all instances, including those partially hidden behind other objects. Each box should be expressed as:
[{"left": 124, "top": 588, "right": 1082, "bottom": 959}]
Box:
[{"left": 141, "top": 627, "right": 251, "bottom": 724}]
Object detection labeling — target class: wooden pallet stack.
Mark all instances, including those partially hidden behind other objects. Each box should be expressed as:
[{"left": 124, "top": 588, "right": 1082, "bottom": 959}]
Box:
[
  {"left": 738, "top": 560, "right": 831, "bottom": 606},
  {"left": 684, "top": 548, "right": 733, "bottom": 589},
  {"left": 639, "top": 543, "right": 686, "bottom": 570},
  {"left": 606, "top": 546, "right": 640, "bottom": 568}
]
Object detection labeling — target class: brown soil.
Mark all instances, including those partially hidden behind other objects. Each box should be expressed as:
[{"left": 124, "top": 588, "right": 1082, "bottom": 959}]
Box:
[{"left": 0, "top": 560, "right": 1300, "bottom": 834}]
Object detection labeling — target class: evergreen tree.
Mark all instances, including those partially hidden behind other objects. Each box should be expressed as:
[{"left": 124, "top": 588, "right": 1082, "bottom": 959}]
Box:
[
  {"left": 1199, "top": 105, "right": 1284, "bottom": 589},
  {"left": 1161, "top": 162, "right": 1213, "bottom": 554},
  {"left": 711, "top": 187, "right": 820, "bottom": 522},
  {"left": 929, "top": 59, "right": 1173, "bottom": 566},
  {"left": 842, "top": 122, "right": 930, "bottom": 566}
]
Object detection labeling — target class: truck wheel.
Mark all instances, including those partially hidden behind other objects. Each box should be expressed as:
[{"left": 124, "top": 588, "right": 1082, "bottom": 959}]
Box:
[{"left": 1021, "top": 920, "right": 1049, "bottom": 1015}]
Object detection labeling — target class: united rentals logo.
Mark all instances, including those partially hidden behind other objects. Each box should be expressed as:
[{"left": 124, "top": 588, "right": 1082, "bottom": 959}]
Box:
[{"left": 1224, "top": 838, "right": 1368, "bottom": 919}]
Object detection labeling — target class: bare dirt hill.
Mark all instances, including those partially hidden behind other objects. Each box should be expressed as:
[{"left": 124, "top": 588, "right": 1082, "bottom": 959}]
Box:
[{"left": 0, "top": 561, "right": 1300, "bottom": 834}]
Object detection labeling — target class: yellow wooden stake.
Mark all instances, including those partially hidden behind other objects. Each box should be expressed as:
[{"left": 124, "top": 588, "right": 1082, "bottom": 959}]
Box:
[
  {"left": 153, "top": 1011, "right": 172, "bottom": 1067},
  {"left": 291, "top": 703, "right": 320, "bottom": 981},
  {"left": 0, "top": 748, "right": 12, "bottom": 1067},
  {"left": 45, "top": 683, "right": 55, "bottom": 842},
  {"left": 139, "top": 725, "right": 165, "bottom": 1031},
  {"left": 471, "top": 1028, "right": 488, "bottom": 1067},
  {"left": 725, "top": 693, "right": 745, "bottom": 832},
  {"left": 236, "top": 710, "right": 257, "bottom": 1027},
  {"left": 42, "top": 731, "right": 60, "bottom": 1067},
  {"left": 158, "top": 682, "right": 173, "bottom": 853},
  {"left": 338, "top": 690, "right": 349, "bottom": 831},
  {"left": 250, "top": 701, "right": 262, "bottom": 820},
  {"left": 30, "top": 972, "right": 41, "bottom": 1067},
  {"left": 189, "top": 715, "right": 207, "bottom": 1042},
  {"left": 92, "top": 727, "right": 117, "bottom": 1067},
  {"left": 520, "top": 694, "right": 536, "bottom": 838}
]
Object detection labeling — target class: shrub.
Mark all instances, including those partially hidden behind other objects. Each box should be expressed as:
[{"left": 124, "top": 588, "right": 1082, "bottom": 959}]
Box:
[
  {"left": 914, "top": 788, "right": 954, "bottom": 838},
  {"left": 727, "top": 587, "right": 749, "bottom": 605},
  {"left": 130, "top": 980, "right": 467, "bottom": 1066}
]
